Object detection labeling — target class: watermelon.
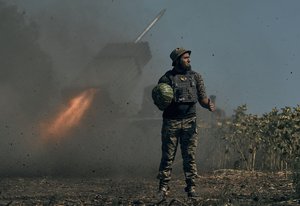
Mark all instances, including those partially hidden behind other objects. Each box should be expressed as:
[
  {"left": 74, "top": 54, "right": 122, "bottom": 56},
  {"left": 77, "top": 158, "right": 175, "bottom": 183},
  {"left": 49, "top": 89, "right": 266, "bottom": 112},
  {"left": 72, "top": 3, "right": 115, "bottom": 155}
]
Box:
[{"left": 152, "top": 83, "right": 174, "bottom": 110}]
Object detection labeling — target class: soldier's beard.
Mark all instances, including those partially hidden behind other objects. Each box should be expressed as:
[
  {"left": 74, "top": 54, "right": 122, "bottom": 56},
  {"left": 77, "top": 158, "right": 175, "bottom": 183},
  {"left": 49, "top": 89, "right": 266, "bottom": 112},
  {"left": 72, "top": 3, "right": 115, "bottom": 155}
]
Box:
[{"left": 179, "top": 61, "right": 191, "bottom": 72}]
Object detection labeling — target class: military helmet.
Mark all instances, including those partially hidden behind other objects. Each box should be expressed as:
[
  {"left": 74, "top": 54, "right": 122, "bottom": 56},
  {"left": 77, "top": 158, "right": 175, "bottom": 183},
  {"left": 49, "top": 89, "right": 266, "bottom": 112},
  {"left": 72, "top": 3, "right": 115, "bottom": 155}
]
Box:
[
  {"left": 152, "top": 83, "right": 174, "bottom": 110},
  {"left": 170, "top": 47, "right": 191, "bottom": 66}
]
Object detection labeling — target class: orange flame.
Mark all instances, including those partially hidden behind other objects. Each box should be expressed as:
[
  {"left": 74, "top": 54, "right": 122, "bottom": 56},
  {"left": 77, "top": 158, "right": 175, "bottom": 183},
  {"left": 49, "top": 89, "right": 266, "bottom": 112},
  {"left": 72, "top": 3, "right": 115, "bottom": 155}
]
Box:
[{"left": 42, "top": 88, "right": 97, "bottom": 139}]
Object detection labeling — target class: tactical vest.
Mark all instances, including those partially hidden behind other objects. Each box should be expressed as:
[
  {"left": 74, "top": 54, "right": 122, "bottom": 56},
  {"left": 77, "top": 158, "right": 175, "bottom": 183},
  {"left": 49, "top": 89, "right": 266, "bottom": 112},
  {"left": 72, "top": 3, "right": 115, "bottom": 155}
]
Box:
[{"left": 169, "top": 73, "right": 198, "bottom": 103}]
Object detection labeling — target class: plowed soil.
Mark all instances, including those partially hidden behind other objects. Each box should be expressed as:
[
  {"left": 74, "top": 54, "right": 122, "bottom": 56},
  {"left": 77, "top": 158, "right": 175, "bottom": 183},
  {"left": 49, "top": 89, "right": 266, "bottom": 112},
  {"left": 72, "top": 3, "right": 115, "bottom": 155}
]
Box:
[{"left": 0, "top": 170, "right": 299, "bottom": 206}]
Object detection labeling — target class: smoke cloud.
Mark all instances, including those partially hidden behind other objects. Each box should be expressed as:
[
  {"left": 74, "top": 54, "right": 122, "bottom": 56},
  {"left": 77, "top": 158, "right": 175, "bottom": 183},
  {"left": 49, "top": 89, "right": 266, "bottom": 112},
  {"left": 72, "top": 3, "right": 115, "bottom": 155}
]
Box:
[{"left": 0, "top": 0, "right": 163, "bottom": 177}]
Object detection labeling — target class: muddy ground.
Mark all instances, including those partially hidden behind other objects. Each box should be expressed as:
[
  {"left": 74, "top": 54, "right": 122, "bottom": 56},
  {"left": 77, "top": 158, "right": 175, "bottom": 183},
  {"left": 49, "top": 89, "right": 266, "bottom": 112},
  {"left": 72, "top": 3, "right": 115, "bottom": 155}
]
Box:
[{"left": 0, "top": 170, "right": 299, "bottom": 206}]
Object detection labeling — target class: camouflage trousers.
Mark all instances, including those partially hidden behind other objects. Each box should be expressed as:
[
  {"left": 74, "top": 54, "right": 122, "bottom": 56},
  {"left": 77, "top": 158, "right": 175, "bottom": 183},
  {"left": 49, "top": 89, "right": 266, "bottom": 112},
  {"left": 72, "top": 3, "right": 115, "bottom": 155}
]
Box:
[{"left": 157, "top": 116, "right": 198, "bottom": 189}]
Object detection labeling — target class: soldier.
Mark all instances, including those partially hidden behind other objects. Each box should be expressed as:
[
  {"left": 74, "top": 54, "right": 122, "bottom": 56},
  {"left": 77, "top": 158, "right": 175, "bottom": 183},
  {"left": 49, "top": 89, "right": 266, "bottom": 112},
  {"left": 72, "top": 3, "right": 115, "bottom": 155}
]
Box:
[{"left": 154, "top": 48, "right": 215, "bottom": 198}]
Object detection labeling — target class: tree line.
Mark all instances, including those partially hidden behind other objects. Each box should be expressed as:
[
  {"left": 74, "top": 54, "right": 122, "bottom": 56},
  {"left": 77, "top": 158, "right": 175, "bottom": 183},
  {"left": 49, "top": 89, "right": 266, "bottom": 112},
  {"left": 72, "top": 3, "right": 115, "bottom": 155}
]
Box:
[{"left": 217, "top": 105, "right": 299, "bottom": 172}]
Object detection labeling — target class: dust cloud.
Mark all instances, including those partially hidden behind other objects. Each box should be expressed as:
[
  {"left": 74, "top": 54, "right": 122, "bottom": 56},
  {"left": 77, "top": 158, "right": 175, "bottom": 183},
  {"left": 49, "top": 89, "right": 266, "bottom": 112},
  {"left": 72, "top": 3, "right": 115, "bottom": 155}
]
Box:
[{"left": 0, "top": 0, "right": 162, "bottom": 177}]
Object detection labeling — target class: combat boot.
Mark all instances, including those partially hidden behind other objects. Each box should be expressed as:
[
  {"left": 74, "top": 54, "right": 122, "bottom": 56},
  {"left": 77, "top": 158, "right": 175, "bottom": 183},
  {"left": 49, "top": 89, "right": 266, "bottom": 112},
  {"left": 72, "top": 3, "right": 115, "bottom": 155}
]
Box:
[
  {"left": 158, "top": 180, "right": 170, "bottom": 199},
  {"left": 158, "top": 186, "right": 170, "bottom": 199},
  {"left": 185, "top": 186, "right": 199, "bottom": 198}
]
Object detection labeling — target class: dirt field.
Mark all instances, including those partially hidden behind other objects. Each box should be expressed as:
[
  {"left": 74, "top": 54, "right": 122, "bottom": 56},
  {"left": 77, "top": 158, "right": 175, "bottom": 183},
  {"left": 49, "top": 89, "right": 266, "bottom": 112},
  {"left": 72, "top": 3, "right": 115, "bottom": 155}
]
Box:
[{"left": 0, "top": 170, "right": 299, "bottom": 206}]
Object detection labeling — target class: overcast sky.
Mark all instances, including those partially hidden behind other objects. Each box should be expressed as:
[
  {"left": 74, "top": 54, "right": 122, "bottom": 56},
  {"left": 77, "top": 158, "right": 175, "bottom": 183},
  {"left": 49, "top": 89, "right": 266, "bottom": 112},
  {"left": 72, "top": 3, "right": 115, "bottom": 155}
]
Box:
[{"left": 6, "top": 0, "right": 300, "bottom": 115}]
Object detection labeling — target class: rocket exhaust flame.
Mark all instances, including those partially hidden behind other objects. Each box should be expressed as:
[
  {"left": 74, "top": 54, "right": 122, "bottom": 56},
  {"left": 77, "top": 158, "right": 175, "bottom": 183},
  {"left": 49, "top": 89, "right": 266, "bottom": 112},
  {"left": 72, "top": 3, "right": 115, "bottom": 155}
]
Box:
[{"left": 42, "top": 88, "right": 97, "bottom": 139}]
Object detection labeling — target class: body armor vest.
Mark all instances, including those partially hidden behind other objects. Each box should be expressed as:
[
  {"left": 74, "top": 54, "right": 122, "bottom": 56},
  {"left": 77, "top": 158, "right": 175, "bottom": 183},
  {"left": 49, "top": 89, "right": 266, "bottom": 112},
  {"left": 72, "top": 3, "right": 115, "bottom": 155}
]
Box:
[{"left": 170, "top": 73, "right": 198, "bottom": 103}]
